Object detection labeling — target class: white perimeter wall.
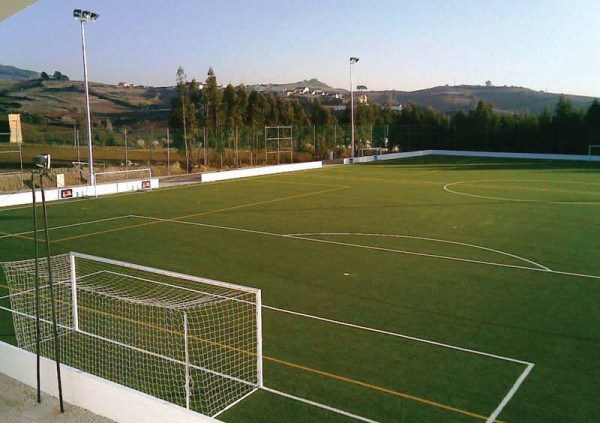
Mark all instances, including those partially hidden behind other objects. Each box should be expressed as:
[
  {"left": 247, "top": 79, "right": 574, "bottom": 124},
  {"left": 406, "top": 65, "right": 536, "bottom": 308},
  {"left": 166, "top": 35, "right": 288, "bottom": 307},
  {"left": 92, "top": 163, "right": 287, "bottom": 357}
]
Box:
[
  {"left": 0, "top": 341, "right": 219, "bottom": 423},
  {"left": 201, "top": 161, "right": 322, "bottom": 183},
  {"left": 343, "top": 149, "right": 600, "bottom": 164},
  {"left": 0, "top": 178, "right": 159, "bottom": 208}
]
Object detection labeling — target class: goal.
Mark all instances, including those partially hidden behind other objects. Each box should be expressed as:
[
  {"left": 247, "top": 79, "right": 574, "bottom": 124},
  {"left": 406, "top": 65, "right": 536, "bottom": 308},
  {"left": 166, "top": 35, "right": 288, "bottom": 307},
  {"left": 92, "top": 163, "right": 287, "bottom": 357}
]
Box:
[
  {"left": 93, "top": 168, "right": 152, "bottom": 197},
  {"left": 0, "top": 252, "right": 263, "bottom": 418},
  {"left": 358, "top": 147, "right": 382, "bottom": 158},
  {"left": 265, "top": 126, "right": 293, "bottom": 164},
  {"left": 588, "top": 145, "right": 600, "bottom": 162}
]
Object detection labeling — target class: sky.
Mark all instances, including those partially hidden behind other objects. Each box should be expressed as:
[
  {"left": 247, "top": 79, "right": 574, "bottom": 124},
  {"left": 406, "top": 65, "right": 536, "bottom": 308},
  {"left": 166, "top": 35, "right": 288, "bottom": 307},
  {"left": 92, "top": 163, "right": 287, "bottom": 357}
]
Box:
[{"left": 1, "top": 0, "right": 599, "bottom": 96}]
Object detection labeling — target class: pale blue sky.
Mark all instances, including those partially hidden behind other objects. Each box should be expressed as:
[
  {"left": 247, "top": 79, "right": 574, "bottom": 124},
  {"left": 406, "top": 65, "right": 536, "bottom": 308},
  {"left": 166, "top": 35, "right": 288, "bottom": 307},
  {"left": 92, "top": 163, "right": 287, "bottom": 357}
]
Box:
[{"left": 2, "top": 0, "right": 599, "bottom": 96}]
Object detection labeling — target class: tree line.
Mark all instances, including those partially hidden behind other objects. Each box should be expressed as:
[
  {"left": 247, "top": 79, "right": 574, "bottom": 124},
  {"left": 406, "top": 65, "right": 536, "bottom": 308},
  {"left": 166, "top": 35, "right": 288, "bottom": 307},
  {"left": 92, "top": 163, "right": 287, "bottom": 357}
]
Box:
[{"left": 170, "top": 66, "right": 600, "bottom": 157}]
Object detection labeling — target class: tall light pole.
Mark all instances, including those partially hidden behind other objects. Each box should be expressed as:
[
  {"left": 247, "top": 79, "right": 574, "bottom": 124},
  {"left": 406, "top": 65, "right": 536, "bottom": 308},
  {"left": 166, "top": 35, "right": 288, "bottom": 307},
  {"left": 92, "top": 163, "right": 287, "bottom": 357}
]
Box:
[
  {"left": 74, "top": 9, "right": 99, "bottom": 186},
  {"left": 349, "top": 57, "right": 359, "bottom": 158}
]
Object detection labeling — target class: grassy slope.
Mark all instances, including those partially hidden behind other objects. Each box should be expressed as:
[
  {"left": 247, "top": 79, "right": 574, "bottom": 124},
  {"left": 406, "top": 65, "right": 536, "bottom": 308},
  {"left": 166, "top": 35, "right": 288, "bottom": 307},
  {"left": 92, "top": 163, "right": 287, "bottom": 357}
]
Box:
[{"left": 1, "top": 156, "right": 599, "bottom": 422}]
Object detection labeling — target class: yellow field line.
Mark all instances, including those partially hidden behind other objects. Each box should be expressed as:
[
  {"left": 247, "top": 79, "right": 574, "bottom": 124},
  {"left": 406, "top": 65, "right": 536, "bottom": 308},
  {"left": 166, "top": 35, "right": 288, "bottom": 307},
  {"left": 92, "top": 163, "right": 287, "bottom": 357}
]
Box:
[
  {"left": 50, "top": 185, "right": 349, "bottom": 243},
  {"left": 0, "top": 281, "right": 500, "bottom": 421},
  {"left": 265, "top": 356, "right": 500, "bottom": 422}
]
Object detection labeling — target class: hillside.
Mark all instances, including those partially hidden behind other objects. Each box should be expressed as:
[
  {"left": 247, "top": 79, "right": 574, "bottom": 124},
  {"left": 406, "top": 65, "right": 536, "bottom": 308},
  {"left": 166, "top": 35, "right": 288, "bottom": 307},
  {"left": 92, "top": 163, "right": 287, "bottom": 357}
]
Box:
[
  {"left": 0, "top": 79, "right": 175, "bottom": 124},
  {"left": 364, "top": 85, "right": 596, "bottom": 113},
  {"left": 0, "top": 64, "right": 597, "bottom": 123},
  {"left": 0, "top": 64, "right": 39, "bottom": 81}
]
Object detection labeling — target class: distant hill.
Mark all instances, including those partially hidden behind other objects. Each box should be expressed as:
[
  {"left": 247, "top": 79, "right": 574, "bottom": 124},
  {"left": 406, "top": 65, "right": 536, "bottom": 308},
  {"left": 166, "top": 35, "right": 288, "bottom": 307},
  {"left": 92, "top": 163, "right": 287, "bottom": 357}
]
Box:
[
  {"left": 0, "top": 64, "right": 39, "bottom": 81},
  {"left": 0, "top": 66, "right": 597, "bottom": 125},
  {"left": 362, "top": 85, "right": 596, "bottom": 114},
  {"left": 0, "top": 79, "right": 175, "bottom": 124}
]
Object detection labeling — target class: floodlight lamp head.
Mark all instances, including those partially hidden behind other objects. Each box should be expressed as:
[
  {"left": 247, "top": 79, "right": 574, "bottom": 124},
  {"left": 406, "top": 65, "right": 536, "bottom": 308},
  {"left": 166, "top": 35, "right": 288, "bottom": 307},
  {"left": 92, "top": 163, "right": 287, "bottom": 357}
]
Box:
[
  {"left": 74, "top": 9, "right": 99, "bottom": 22},
  {"left": 34, "top": 153, "right": 51, "bottom": 171},
  {"left": 350, "top": 57, "right": 359, "bottom": 64}
]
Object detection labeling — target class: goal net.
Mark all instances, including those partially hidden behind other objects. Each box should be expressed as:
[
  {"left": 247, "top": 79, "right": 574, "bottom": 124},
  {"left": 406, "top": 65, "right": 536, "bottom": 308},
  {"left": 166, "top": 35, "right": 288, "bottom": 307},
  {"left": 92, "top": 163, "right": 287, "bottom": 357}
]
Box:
[{"left": 0, "top": 252, "right": 262, "bottom": 418}]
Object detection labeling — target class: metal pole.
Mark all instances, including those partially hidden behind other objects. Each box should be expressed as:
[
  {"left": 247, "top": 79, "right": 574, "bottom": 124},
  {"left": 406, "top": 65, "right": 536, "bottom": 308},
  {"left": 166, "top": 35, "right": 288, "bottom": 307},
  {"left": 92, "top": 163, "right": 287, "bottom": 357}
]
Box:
[
  {"left": 80, "top": 20, "right": 95, "bottom": 186},
  {"left": 124, "top": 129, "right": 128, "bottom": 171},
  {"left": 183, "top": 312, "right": 191, "bottom": 410},
  {"left": 167, "top": 127, "right": 170, "bottom": 175},
  {"left": 182, "top": 94, "right": 189, "bottom": 173},
  {"left": 235, "top": 126, "right": 239, "bottom": 167},
  {"left": 40, "top": 174, "right": 65, "bottom": 413},
  {"left": 30, "top": 172, "right": 41, "bottom": 404},
  {"left": 18, "top": 141, "right": 24, "bottom": 182},
  {"left": 350, "top": 63, "right": 355, "bottom": 158}
]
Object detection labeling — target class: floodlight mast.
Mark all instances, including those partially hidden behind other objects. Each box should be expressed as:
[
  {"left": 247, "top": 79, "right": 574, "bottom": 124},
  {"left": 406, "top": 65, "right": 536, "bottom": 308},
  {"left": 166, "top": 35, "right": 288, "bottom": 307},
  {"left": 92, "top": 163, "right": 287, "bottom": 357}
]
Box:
[
  {"left": 74, "top": 9, "right": 99, "bottom": 185},
  {"left": 349, "top": 57, "right": 359, "bottom": 158}
]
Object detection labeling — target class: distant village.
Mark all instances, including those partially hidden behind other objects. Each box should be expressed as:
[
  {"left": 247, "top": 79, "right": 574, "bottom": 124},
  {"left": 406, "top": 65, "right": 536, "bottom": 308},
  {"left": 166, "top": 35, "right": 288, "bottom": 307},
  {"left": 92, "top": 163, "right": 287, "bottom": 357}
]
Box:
[{"left": 117, "top": 80, "right": 375, "bottom": 108}]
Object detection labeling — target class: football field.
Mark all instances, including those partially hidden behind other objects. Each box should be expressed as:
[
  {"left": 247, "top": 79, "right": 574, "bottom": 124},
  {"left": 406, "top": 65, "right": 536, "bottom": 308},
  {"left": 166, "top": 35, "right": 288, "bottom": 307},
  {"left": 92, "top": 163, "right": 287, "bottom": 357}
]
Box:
[{"left": 1, "top": 155, "right": 599, "bottom": 422}]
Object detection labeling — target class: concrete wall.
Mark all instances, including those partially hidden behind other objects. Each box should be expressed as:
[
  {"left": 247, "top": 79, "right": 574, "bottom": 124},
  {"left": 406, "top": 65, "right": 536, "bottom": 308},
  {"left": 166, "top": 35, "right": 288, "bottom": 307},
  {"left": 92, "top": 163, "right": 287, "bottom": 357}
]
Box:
[
  {"left": 0, "top": 341, "right": 219, "bottom": 423},
  {"left": 201, "top": 161, "right": 323, "bottom": 183},
  {"left": 343, "top": 149, "right": 600, "bottom": 164},
  {"left": 0, "top": 178, "right": 159, "bottom": 208},
  {"left": 343, "top": 150, "right": 431, "bottom": 164},
  {"left": 430, "top": 149, "right": 600, "bottom": 162}
]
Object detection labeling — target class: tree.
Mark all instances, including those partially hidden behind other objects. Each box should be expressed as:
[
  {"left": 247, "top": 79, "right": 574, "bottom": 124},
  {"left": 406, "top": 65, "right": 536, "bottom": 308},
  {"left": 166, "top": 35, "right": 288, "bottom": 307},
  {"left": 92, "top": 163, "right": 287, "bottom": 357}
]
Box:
[
  {"left": 236, "top": 84, "right": 249, "bottom": 126},
  {"left": 586, "top": 99, "right": 600, "bottom": 127},
  {"left": 41, "top": 71, "right": 49, "bottom": 79},
  {"left": 53, "top": 71, "right": 68, "bottom": 81},
  {"left": 247, "top": 91, "right": 268, "bottom": 127},
  {"left": 205, "top": 67, "right": 221, "bottom": 128},
  {"left": 311, "top": 100, "right": 334, "bottom": 126}
]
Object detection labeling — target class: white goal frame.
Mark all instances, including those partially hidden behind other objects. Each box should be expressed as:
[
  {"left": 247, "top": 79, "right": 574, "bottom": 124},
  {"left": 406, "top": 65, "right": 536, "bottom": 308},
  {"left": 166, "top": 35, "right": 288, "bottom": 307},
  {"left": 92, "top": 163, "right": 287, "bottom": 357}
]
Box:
[
  {"left": 93, "top": 168, "right": 152, "bottom": 198},
  {"left": 588, "top": 145, "right": 600, "bottom": 162},
  {"left": 0, "top": 252, "right": 263, "bottom": 418},
  {"left": 265, "top": 126, "right": 293, "bottom": 164},
  {"left": 358, "top": 147, "right": 382, "bottom": 158}
]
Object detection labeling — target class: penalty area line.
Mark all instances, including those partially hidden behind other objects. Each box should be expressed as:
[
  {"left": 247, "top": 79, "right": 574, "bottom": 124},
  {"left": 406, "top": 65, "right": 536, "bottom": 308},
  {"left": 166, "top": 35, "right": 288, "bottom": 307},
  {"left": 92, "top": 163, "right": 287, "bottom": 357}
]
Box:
[{"left": 486, "top": 363, "right": 534, "bottom": 423}]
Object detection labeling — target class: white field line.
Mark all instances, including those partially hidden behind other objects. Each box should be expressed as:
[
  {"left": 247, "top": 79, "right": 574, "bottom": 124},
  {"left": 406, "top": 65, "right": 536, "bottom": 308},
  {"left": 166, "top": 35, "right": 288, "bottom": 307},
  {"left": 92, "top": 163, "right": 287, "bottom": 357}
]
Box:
[
  {"left": 0, "top": 166, "right": 342, "bottom": 213},
  {"left": 444, "top": 180, "right": 600, "bottom": 205},
  {"left": 0, "top": 215, "right": 135, "bottom": 240},
  {"left": 288, "top": 232, "right": 550, "bottom": 271},
  {"left": 132, "top": 214, "right": 600, "bottom": 282},
  {"left": 212, "top": 387, "right": 259, "bottom": 418},
  {"left": 262, "top": 386, "right": 380, "bottom": 423},
  {"left": 263, "top": 305, "right": 531, "bottom": 365},
  {"left": 130, "top": 215, "right": 551, "bottom": 274},
  {"left": 486, "top": 363, "right": 535, "bottom": 423}
]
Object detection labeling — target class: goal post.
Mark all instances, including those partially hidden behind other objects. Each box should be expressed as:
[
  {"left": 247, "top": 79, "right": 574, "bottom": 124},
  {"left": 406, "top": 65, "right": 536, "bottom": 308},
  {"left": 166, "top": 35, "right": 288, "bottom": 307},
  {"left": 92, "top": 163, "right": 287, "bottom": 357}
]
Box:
[
  {"left": 358, "top": 147, "right": 382, "bottom": 158},
  {"left": 588, "top": 145, "right": 600, "bottom": 162},
  {"left": 0, "top": 252, "right": 263, "bottom": 418},
  {"left": 265, "top": 126, "right": 293, "bottom": 164},
  {"left": 93, "top": 168, "right": 152, "bottom": 198}
]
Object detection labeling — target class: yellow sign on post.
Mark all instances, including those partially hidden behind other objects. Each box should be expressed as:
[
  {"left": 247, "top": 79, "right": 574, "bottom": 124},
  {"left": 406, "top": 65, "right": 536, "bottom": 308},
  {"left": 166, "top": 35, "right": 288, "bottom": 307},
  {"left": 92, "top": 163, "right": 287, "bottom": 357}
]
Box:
[{"left": 8, "top": 114, "right": 22, "bottom": 143}]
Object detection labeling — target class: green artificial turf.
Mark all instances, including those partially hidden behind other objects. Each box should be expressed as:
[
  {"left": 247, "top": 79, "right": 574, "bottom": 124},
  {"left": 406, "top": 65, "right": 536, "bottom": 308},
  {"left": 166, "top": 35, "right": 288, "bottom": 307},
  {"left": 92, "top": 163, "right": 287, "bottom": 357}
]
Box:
[{"left": 1, "top": 155, "right": 599, "bottom": 422}]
